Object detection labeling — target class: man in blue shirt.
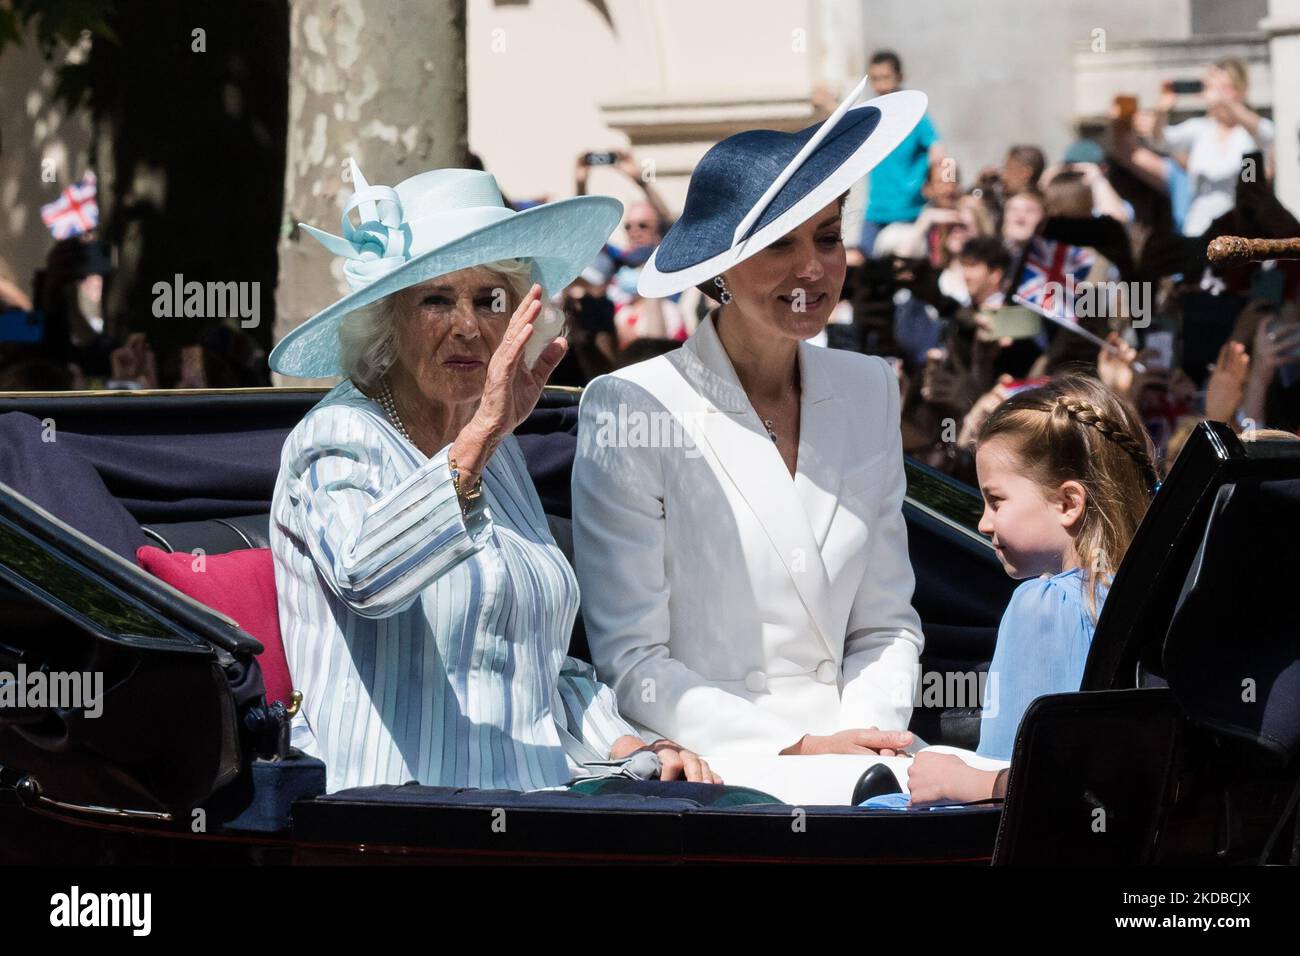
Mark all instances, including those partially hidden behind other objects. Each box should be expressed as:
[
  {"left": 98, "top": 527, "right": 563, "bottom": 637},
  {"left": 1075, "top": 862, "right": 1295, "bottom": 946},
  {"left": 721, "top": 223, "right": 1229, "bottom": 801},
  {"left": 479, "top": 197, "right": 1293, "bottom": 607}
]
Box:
[{"left": 861, "top": 50, "right": 944, "bottom": 258}]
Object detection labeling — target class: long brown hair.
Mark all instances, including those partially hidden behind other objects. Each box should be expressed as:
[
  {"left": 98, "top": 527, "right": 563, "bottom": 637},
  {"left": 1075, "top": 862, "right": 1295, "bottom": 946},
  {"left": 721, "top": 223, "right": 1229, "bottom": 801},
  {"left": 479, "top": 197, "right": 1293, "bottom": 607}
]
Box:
[{"left": 977, "top": 374, "right": 1157, "bottom": 621}]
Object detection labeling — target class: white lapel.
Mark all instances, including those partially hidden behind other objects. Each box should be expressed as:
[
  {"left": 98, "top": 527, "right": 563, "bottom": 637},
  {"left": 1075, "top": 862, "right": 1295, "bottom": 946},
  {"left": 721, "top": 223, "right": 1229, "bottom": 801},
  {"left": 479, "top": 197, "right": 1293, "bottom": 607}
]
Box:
[
  {"left": 670, "top": 315, "right": 840, "bottom": 660},
  {"left": 792, "top": 342, "right": 844, "bottom": 553}
]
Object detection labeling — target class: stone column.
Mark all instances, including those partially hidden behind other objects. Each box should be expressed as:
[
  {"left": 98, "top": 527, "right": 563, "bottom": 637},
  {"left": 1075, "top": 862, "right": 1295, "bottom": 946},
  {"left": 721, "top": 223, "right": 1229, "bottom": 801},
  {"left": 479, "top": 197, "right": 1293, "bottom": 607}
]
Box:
[
  {"left": 273, "top": 0, "right": 468, "bottom": 385},
  {"left": 1263, "top": 0, "right": 1300, "bottom": 216}
]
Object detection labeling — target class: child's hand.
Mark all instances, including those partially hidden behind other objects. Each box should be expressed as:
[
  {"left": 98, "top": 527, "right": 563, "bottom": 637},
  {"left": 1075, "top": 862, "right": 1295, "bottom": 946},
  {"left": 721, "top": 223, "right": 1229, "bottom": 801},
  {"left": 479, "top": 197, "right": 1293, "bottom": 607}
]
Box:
[{"left": 906, "top": 751, "right": 997, "bottom": 805}]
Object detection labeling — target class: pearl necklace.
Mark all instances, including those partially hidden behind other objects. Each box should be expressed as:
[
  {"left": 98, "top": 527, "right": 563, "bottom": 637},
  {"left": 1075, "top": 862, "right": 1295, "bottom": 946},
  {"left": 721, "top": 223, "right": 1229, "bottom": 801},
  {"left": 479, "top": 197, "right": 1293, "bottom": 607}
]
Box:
[
  {"left": 375, "top": 376, "right": 479, "bottom": 511},
  {"left": 377, "top": 377, "right": 412, "bottom": 443}
]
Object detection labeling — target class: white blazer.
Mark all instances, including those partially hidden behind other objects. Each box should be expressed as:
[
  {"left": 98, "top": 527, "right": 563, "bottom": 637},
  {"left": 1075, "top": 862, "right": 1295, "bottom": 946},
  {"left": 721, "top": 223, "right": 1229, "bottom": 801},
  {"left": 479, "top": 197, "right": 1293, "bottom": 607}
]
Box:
[{"left": 571, "top": 314, "right": 924, "bottom": 765}]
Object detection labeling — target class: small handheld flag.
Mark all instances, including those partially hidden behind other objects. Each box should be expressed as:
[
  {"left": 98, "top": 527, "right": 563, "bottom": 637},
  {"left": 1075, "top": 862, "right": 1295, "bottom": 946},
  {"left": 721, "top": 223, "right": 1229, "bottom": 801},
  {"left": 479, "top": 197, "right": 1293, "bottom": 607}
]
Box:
[{"left": 41, "top": 171, "right": 99, "bottom": 240}]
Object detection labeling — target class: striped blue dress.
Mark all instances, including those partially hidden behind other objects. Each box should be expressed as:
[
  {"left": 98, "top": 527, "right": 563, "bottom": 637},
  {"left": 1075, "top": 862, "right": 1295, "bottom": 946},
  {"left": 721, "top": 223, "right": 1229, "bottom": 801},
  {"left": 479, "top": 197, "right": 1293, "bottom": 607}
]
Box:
[{"left": 271, "top": 380, "right": 637, "bottom": 793}]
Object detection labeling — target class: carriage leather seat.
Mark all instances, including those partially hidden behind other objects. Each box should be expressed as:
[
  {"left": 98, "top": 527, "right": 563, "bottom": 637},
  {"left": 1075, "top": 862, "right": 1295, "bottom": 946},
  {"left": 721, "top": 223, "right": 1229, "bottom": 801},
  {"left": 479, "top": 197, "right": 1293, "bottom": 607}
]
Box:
[{"left": 141, "top": 513, "right": 273, "bottom": 555}]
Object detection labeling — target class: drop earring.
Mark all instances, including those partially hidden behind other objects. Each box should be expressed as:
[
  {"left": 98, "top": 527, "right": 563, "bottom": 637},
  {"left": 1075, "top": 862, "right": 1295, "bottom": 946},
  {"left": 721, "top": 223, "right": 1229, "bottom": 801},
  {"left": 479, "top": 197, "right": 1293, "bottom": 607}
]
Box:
[{"left": 713, "top": 275, "right": 733, "bottom": 305}]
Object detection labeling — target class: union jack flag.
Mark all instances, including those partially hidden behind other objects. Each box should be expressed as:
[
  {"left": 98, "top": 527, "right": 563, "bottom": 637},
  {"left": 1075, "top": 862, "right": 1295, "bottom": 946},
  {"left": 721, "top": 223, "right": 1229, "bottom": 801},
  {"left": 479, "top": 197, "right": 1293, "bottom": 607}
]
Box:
[
  {"left": 41, "top": 172, "right": 98, "bottom": 239},
  {"left": 1014, "top": 236, "right": 1094, "bottom": 323}
]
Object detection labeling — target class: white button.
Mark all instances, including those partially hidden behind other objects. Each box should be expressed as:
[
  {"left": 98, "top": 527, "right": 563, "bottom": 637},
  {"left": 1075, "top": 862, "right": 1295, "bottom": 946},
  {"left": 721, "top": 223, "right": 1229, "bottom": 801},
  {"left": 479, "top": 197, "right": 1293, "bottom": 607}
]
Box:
[
  {"left": 816, "top": 660, "right": 838, "bottom": 684},
  {"left": 744, "top": 670, "right": 767, "bottom": 693}
]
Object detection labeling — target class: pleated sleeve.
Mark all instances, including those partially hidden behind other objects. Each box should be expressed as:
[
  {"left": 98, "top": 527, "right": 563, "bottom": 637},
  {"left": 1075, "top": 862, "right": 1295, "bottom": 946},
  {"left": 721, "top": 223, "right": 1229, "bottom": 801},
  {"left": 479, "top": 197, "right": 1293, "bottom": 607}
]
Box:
[{"left": 280, "top": 405, "right": 494, "bottom": 620}]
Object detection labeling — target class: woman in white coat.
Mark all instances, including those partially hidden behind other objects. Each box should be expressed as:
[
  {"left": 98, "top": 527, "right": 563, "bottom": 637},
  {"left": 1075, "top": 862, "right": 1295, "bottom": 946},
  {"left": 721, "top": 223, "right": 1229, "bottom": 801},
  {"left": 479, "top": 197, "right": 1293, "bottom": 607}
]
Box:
[{"left": 572, "top": 81, "right": 930, "bottom": 804}]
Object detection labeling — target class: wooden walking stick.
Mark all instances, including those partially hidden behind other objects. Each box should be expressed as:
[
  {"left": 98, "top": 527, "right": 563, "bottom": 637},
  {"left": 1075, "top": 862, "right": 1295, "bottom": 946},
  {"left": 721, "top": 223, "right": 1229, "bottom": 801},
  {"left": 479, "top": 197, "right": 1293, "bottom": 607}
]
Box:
[{"left": 1207, "top": 236, "right": 1300, "bottom": 264}]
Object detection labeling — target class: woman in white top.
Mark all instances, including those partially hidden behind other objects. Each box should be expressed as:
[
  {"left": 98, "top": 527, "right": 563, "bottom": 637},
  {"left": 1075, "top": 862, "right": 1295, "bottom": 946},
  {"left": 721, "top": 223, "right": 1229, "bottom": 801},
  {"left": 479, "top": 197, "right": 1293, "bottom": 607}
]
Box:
[
  {"left": 268, "top": 160, "right": 714, "bottom": 793},
  {"left": 572, "top": 81, "right": 929, "bottom": 804},
  {"left": 1143, "top": 58, "right": 1274, "bottom": 237}
]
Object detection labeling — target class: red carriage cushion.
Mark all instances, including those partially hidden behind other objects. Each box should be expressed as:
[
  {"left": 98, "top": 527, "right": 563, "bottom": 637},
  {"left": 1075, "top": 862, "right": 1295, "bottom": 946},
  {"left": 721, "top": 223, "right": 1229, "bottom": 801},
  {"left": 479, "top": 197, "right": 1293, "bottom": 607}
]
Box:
[{"left": 136, "top": 546, "right": 292, "bottom": 707}]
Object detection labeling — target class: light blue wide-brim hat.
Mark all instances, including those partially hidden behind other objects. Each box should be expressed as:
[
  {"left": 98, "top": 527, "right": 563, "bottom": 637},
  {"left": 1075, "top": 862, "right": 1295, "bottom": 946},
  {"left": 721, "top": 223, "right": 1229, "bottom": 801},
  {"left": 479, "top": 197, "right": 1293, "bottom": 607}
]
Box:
[
  {"left": 638, "top": 83, "right": 927, "bottom": 298},
  {"left": 269, "top": 160, "right": 623, "bottom": 379}
]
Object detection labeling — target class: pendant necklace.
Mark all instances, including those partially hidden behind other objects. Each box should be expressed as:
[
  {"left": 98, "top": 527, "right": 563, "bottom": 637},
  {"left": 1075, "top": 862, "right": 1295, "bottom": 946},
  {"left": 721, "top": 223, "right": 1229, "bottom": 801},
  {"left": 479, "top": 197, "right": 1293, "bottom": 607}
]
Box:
[{"left": 759, "top": 368, "right": 800, "bottom": 444}]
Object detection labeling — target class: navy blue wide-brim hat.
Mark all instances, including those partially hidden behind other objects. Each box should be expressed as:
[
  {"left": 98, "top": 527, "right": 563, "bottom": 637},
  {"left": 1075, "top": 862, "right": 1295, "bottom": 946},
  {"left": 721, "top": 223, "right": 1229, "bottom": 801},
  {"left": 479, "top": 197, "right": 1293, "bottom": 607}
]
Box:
[{"left": 638, "top": 86, "right": 928, "bottom": 298}]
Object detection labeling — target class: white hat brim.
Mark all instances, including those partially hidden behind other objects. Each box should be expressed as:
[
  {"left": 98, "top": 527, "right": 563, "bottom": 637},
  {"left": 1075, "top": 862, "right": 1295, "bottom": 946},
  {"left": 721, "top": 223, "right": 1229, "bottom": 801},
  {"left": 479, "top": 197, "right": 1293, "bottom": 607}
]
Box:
[{"left": 270, "top": 195, "right": 622, "bottom": 379}]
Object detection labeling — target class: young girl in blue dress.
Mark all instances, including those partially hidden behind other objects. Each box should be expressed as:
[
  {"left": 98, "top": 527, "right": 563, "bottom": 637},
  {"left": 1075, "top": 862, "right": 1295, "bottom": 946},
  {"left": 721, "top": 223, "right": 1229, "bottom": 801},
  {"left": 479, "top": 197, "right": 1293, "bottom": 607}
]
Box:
[{"left": 906, "top": 373, "right": 1159, "bottom": 805}]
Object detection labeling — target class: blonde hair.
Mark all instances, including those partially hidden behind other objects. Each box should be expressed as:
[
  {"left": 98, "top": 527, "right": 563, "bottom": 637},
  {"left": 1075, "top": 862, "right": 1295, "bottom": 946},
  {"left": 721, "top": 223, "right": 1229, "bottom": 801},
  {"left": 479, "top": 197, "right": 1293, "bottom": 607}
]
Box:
[
  {"left": 977, "top": 373, "right": 1157, "bottom": 621},
  {"left": 958, "top": 195, "right": 996, "bottom": 238},
  {"left": 1214, "top": 57, "right": 1249, "bottom": 96},
  {"left": 338, "top": 258, "right": 539, "bottom": 392},
  {"left": 937, "top": 196, "right": 996, "bottom": 268}
]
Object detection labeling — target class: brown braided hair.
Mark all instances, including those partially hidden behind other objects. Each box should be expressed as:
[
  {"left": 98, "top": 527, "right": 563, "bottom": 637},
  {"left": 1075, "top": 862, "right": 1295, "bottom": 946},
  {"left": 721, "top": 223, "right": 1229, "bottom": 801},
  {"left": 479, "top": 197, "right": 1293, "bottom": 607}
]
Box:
[
  {"left": 976, "top": 373, "right": 1157, "bottom": 621},
  {"left": 1052, "top": 395, "right": 1161, "bottom": 493}
]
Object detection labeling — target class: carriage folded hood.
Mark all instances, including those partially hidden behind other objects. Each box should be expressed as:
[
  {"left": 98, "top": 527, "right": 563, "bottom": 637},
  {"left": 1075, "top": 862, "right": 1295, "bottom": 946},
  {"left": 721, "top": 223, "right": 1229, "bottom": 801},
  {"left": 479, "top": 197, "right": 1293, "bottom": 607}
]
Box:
[{"left": 0, "top": 481, "right": 265, "bottom": 816}]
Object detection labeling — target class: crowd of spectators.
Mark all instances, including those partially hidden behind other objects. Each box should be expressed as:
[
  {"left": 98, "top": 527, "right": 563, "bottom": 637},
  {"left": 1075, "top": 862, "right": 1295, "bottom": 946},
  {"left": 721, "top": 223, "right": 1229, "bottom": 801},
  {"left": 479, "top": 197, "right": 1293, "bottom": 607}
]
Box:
[{"left": 0, "top": 238, "right": 269, "bottom": 392}]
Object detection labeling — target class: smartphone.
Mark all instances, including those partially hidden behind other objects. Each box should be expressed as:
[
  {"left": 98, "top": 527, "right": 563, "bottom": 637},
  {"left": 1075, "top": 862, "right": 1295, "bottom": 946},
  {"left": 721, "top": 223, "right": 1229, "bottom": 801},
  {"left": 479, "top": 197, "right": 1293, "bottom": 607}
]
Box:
[
  {"left": 989, "top": 305, "right": 1043, "bottom": 341},
  {"left": 1169, "top": 79, "right": 1203, "bottom": 95},
  {"left": 583, "top": 151, "right": 618, "bottom": 167},
  {"left": 1267, "top": 317, "right": 1300, "bottom": 361},
  {"left": 1250, "top": 266, "right": 1285, "bottom": 307},
  {"left": 1145, "top": 330, "right": 1175, "bottom": 370}
]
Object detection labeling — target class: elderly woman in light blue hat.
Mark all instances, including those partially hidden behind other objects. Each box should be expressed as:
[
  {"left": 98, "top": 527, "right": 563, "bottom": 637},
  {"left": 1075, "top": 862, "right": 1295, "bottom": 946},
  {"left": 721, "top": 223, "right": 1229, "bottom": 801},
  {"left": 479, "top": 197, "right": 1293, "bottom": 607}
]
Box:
[
  {"left": 268, "top": 160, "right": 717, "bottom": 793},
  {"left": 573, "top": 82, "right": 931, "bottom": 804}
]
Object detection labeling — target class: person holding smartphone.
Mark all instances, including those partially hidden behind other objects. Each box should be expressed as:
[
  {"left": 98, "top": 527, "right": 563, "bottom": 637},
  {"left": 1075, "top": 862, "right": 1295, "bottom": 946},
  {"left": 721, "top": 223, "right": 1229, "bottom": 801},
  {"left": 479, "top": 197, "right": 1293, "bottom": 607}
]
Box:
[
  {"left": 1242, "top": 303, "right": 1300, "bottom": 432},
  {"left": 1138, "top": 58, "right": 1274, "bottom": 237},
  {"left": 574, "top": 148, "right": 675, "bottom": 254}
]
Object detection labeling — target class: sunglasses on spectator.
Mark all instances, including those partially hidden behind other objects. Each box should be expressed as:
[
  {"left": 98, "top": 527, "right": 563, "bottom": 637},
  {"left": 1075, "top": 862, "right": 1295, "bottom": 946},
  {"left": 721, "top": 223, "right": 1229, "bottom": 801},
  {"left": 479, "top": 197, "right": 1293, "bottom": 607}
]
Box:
[{"left": 626, "top": 220, "right": 657, "bottom": 229}]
